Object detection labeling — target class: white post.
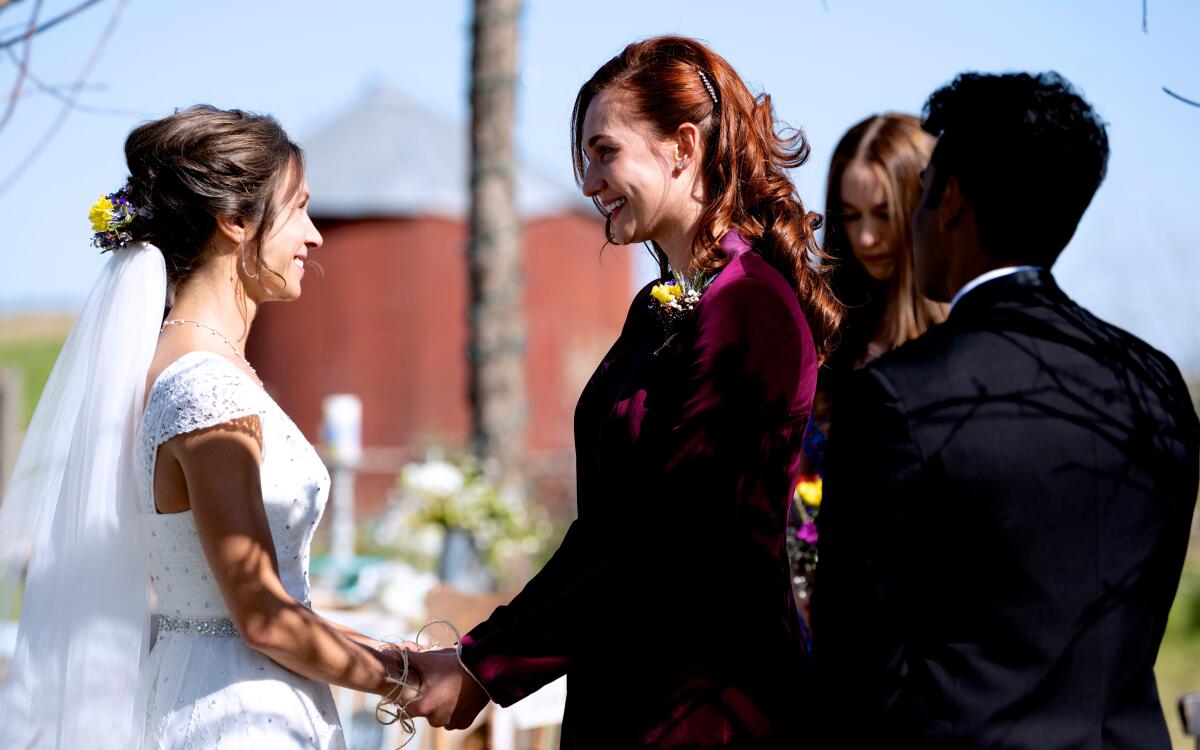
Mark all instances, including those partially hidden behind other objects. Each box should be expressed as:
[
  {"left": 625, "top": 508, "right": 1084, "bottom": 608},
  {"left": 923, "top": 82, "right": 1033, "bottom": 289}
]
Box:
[
  {"left": 331, "top": 468, "right": 356, "bottom": 572},
  {"left": 321, "top": 394, "right": 362, "bottom": 575}
]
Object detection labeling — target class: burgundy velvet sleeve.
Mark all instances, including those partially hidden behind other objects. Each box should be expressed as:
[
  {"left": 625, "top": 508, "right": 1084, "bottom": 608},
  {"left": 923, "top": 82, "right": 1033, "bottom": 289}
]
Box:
[{"left": 460, "top": 274, "right": 813, "bottom": 705}]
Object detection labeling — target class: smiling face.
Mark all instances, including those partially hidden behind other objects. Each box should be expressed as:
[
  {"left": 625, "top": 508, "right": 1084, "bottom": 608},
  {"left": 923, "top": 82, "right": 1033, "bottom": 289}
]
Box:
[
  {"left": 579, "top": 90, "right": 690, "bottom": 246},
  {"left": 839, "top": 158, "right": 896, "bottom": 283},
  {"left": 245, "top": 167, "right": 322, "bottom": 303}
]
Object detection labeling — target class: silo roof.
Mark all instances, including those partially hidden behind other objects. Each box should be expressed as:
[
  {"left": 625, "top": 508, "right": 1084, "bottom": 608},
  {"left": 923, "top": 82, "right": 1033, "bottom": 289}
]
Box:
[{"left": 301, "top": 85, "right": 592, "bottom": 220}]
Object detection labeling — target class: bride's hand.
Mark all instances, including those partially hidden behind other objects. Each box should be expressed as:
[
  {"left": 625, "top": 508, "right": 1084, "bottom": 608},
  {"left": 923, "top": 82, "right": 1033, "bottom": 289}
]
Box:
[{"left": 375, "top": 644, "right": 423, "bottom": 705}]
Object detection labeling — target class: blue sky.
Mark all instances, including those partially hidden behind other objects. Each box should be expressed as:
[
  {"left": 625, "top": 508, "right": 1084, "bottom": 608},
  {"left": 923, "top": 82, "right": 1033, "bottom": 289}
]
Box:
[{"left": 0, "top": 0, "right": 1197, "bottom": 372}]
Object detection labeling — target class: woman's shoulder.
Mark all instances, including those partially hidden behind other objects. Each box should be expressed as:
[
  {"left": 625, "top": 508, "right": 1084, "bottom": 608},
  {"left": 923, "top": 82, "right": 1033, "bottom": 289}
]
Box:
[
  {"left": 701, "top": 250, "right": 803, "bottom": 321},
  {"left": 142, "top": 350, "right": 267, "bottom": 443},
  {"left": 147, "top": 350, "right": 254, "bottom": 397},
  {"left": 632, "top": 278, "right": 659, "bottom": 306},
  {"left": 687, "top": 250, "right": 817, "bottom": 367},
  {"left": 616, "top": 279, "right": 659, "bottom": 336}
]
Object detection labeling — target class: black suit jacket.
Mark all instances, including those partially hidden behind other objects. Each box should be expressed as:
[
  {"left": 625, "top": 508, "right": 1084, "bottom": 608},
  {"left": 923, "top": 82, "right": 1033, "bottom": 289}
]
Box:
[{"left": 813, "top": 269, "right": 1199, "bottom": 749}]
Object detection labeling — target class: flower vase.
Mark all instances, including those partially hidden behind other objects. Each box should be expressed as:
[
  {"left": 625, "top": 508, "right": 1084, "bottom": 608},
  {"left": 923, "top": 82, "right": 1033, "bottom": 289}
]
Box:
[{"left": 437, "top": 526, "right": 494, "bottom": 593}]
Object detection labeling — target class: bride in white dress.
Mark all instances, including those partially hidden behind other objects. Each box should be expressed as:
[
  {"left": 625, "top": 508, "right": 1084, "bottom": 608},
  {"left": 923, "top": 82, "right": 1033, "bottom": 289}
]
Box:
[{"left": 0, "top": 106, "right": 411, "bottom": 749}]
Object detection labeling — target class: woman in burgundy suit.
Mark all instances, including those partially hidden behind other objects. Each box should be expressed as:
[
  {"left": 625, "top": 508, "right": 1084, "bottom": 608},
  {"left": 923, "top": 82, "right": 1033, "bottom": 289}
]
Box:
[{"left": 405, "top": 35, "right": 843, "bottom": 748}]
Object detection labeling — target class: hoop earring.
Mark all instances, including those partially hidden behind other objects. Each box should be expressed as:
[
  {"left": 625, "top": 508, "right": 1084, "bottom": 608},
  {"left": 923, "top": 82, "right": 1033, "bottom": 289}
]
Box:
[{"left": 239, "top": 242, "right": 260, "bottom": 280}]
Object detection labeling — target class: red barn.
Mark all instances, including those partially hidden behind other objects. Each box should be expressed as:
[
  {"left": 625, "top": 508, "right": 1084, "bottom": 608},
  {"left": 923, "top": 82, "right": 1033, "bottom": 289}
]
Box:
[{"left": 247, "top": 87, "right": 637, "bottom": 517}]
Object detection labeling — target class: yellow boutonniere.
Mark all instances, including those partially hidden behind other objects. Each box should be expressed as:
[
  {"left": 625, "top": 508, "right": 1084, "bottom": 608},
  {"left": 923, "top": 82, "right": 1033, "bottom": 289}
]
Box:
[
  {"left": 650, "top": 282, "right": 684, "bottom": 306},
  {"left": 647, "top": 272, "right": 712, "bottom": 356}
]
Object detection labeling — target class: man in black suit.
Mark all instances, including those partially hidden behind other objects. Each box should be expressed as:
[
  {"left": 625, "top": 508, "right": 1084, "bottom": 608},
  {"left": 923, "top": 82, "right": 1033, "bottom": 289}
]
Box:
[{"left": 813, "top": 72, "right": 1200, "bottom": 748}]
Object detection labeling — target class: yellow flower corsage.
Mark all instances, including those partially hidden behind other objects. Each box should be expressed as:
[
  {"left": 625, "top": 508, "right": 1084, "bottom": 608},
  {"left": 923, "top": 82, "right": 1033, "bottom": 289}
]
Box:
[
  {"left": 647, "top": 272, "right": 710, "bottom": 357},
  {"left": 650, "top": 282, "right": 684, "bottom": 306}
]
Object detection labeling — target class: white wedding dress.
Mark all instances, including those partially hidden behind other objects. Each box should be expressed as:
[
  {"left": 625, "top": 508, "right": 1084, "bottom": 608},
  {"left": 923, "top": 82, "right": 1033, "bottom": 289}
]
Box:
[{"left": 136, "top": 350, "right": 346, "bottom": 749}]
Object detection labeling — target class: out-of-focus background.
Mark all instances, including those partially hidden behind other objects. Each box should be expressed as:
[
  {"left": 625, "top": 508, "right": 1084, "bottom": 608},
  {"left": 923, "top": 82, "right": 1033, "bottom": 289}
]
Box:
[{"left": 0, "top": 1, "right": 1197, "bottom": 748}]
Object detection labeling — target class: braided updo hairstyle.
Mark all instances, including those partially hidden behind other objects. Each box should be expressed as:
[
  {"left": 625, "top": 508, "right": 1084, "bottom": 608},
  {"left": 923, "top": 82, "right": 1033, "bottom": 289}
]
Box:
[{"left": 122, "top": 104, "right": 304, "bottom": 295}]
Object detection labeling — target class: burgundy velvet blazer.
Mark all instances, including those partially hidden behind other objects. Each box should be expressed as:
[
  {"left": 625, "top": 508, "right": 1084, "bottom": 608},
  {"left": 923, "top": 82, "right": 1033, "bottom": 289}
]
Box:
[{"left": 460, "top": 232, "right": 818, "bottom": 748}]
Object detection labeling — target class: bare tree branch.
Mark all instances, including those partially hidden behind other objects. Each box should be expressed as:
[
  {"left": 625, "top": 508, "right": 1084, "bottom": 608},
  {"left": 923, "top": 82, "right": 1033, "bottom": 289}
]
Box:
[
  {"left": 0, "top": 0, "right": 43, "bottom": 132},
  {"left": 2, "top": 47, "right": 146, "bottom": 116},
  {"left": 0, "top": 0, "right": 103, "bottom": 50},
  {"left": 1163, "top": 87, "right": 1200, "bottom": 109},
  {"left": 0, "top": 0, "right": 127, "bottom": 198},
  {"left": 0, "top": 78, "right": 104, "bottom": 99},
  {"left": 1138, "top": 3, "right": 1196, "bottom": 109}
]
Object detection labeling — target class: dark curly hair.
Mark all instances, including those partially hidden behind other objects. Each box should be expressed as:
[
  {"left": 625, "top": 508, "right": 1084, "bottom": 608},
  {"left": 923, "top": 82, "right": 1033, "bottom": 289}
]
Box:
[
  {"left": 921, "top": 71, "right": 1109, "bottom": 266},
  {"left": 123, "top": 105, "right": 304, "bottom": 295}
]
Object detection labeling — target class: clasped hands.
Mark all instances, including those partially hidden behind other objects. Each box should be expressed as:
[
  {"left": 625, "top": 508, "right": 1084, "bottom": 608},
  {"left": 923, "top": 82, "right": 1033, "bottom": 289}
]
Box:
[{"left": 378, "top": 639, "right": 491, "bottom": 730}]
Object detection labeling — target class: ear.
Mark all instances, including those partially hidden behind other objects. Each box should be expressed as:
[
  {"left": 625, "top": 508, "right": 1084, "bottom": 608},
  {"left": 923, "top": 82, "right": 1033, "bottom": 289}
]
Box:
[
  {"left": 673, "top": 122, "right": 702, "bottom": 168},
  {"left": 214, "top": 214, "right": 246, "bottom": 245},
  {"left": 939, "top": 175, "right": 967, "bottom": 231}
]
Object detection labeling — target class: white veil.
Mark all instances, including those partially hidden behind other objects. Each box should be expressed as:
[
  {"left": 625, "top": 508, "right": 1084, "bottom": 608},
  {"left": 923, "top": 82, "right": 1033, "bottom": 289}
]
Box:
[{"left": 0, "top": 242, "right": 166, "bottom": 749}]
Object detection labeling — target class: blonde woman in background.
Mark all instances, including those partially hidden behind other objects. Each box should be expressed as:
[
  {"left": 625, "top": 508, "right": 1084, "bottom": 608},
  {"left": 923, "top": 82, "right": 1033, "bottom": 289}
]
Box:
[{"left": 789, "top": 113, "right": 945, "bottom": 605}]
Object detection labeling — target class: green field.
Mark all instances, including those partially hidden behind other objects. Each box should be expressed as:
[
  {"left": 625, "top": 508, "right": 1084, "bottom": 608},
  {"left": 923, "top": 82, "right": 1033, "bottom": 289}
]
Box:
[
  {"left": 0, "top": 338, "right": 66, "bottom": 427},
  {"left": 0, "top": 315, "right": 73, "bottom": 429}
]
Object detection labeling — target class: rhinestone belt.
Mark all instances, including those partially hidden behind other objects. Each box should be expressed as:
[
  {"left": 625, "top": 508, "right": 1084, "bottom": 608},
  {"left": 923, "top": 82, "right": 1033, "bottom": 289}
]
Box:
[
  {"left": 153, "top": 599, "right": 311, "bottom": 638},
  {"left": 155, "top": 614, "right": 240, "bottom": 638}
]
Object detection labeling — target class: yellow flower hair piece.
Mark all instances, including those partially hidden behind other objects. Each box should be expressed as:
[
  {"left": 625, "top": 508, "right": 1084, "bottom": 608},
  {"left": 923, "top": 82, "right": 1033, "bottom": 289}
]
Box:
[
  {"left": 89, "top": 196, "right": 114, "bottom": 233},
  {"left": 88, "top": 185, "right": 151, "bottom": 253}
]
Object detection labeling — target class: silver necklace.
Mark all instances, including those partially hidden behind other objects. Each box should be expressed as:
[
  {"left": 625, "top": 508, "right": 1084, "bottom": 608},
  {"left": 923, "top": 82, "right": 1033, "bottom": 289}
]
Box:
[{"left": 161, "top": 319, "right": 257, "bottom": 376}]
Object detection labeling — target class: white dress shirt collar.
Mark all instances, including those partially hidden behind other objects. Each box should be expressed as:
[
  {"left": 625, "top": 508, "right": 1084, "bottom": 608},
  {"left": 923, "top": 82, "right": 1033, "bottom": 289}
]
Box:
[{"left": 949, "top": 266, "right": 1043, "bottom": 313}]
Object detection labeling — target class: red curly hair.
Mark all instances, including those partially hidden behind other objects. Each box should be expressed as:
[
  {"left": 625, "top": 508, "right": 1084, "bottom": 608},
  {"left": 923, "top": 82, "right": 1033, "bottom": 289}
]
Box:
[{"left": 572, "top": 35, "right": 843, "bottom": 361}]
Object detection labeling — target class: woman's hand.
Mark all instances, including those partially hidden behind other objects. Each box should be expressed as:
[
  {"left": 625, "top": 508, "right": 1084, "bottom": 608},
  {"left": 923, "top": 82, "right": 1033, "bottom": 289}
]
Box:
[{"left": 401, "top": 647, "right": 490, "bottom": 730}]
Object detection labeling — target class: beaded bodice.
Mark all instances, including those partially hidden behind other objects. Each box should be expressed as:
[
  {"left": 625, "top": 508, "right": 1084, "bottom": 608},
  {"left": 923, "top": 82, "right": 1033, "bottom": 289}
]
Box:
[{"left": 136, "top": 351, "right": 329, "bottom": 619}]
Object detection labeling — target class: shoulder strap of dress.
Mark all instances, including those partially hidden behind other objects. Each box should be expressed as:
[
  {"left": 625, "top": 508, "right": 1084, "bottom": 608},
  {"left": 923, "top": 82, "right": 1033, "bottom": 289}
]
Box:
[{"left": 137, "top": 352, "right": 268, "bottom": 503}]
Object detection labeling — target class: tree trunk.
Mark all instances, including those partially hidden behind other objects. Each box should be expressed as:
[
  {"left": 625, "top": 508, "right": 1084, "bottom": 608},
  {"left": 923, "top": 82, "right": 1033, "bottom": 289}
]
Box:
[{"left": 467, "top": 0, "right": 526, "bottom": 480}]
